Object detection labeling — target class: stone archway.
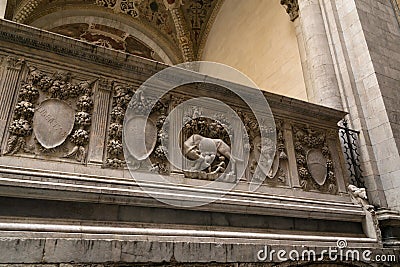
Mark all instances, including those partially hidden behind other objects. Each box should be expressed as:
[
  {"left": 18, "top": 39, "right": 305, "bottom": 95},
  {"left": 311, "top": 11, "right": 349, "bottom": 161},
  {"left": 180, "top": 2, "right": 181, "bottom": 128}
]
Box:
[{"left": 30, "top": 11, "right": 178, "bottom": 64}]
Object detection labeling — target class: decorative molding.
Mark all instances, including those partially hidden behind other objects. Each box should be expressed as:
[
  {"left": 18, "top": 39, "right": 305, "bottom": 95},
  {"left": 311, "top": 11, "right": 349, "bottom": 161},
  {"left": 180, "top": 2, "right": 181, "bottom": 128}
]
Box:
[
  {"left": 197, "top": 0, "right": 225, "bottom": 60},
  {"left": 95, "top": 0, "right": 140, "bottom": 18},
  {"left": 0, "top": 27, "right": 159, "bottom": 77},
  {"left": 13, "top": 0, "right": 41, "bottom": 23},
  {"left": 165, "top": 3, "right": 194, "bottom": 62},
  {"left": 390, "top": 0, "right": 400, "bottom": 26},
  {"left": 280, "top": 0, "right": 299, "bottom": 22}
]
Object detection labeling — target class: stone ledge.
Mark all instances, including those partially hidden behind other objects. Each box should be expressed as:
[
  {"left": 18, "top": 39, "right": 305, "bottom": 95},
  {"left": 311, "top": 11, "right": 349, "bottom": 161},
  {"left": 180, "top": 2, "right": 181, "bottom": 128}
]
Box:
[{"left": 0, "top": 236, "right": 384, "bottom": 264}]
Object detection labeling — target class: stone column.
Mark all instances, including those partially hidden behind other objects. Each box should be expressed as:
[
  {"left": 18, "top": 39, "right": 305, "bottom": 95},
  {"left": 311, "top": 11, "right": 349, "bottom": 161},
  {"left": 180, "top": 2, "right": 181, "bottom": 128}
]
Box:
[
  {"left": 281, "top": 0, "right": 343, "bottom": 110},
  {"left": 293, "top": 18, "right": 314, "bottom": 101}
]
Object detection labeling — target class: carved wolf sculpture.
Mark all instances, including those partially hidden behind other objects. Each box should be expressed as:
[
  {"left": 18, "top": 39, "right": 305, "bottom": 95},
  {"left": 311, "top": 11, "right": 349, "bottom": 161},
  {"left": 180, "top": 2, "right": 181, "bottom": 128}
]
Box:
[{"left": 183, "top": 134, "right": 233, "bottom": 161}]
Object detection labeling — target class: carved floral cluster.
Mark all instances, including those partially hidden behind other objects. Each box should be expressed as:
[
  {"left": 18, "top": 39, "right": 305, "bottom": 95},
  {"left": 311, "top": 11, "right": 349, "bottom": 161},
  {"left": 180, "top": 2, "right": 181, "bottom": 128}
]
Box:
[
  {"left": 18, "top": 84, "right": 39, "bottom": 102},
  {"left": 5, "top": 79, "right": 39, "bottom": 154},
  {"left": 70, "top": 129, "right": 90, "bottom": 146},
  {"left": 14, "top": 101, "right": 35, "bottom": 120},
  {"left": 9, "top": 118, "right": 32, "bottom": 137},
  {"left": 104, "top": 85, "right": 135, "bottom": 168},
  {"left": 147, "top": 103, "right": 170, "bottom": 175},
  {"left": 75, "top": 111, "right": 92, "bottom": 127},
  {"left": 66, "top": 80, "right": 94, "bottom": 163},
  {"left": 30, "top": 71, "right": 90, "bottom": 100},
  {"left": 107, "top": 139, "right": 123, "bottom": 156}
]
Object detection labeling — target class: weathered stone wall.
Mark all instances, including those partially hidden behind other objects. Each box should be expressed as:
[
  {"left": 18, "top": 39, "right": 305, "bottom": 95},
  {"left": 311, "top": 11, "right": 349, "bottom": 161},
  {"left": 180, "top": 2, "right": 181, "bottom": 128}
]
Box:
[
  {"left": 354, "top": 0, "right": 400, "bottom": 211},
  {"left": 326, "top": 0, "right": 400, "bottom": 211},
  {"left": 291, "top": 0, "right": 400, "bottom": 213}
]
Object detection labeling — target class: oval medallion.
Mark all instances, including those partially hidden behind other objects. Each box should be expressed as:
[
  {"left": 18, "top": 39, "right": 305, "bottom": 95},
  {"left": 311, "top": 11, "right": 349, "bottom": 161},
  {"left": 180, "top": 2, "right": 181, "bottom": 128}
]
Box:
[
  {"left": 306, "top": 149, "right": 327, "bottom": 185},
  {"left": 124, "top": 116, "right": 157, "bottom": 161},
  {"left": 33, "top": 99, "right": 75, "bottom": 149}
]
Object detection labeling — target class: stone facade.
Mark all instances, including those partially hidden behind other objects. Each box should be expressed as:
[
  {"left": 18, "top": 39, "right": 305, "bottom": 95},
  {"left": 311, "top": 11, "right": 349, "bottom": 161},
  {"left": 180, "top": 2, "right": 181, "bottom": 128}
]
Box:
[{"left": 0, "top": 0, "right": 399, "bottom": 265}]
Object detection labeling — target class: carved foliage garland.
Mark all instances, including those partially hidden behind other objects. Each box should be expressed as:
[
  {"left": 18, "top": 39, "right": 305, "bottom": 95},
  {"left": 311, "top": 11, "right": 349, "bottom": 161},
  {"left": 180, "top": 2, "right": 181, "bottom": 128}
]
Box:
[
  {"left": 5, "top": 84, "right": 38, "bottom": 155},
  {"left": 293, "top": 124, "right": 337, "bottom": 194},
  {"left": 5, "top": 67, "right": 94, "bottom": 163},
  {"left": 104, "top": 84, "right": 170, "bottom": 173},
  {"left": 104, "top": 84, "right": 135, "bottom": 168}
]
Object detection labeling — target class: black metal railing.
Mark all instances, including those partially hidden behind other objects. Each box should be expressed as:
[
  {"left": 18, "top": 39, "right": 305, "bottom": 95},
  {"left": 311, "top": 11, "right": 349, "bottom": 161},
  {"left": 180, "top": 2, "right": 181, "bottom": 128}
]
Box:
[{"left": 339, "top": 120, "right": 365, "bottom": 188}]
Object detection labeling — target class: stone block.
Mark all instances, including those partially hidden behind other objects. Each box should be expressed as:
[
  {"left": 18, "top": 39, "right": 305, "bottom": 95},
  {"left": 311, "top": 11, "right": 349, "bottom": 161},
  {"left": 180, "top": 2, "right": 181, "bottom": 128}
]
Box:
[
  {"left": 119, "top": 240, "right": 173, "bottom": 262},
  {"left": 0, "top": 238, "right": 45, "bottom": 263},
  {"left": 43, "top": 239, "right": 121, "bottom": 263}
]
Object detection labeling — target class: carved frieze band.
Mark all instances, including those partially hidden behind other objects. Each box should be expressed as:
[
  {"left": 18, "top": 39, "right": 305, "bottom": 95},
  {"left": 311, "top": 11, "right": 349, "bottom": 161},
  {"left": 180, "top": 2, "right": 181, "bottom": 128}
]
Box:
[
  {"left": 0, "top": 29, "right": 157, "bottom": 79},
  {"left": 280, "top": 0, "right": 299, "bottom": 22}
]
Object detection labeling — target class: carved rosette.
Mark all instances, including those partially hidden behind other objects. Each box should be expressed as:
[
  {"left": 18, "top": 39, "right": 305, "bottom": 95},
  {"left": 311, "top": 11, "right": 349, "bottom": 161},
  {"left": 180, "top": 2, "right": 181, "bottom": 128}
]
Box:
[
  {"left": 4, "top": 67, "right": 94, "bottom": 163},
  {"left": 293, "top": 124, "right": 337, "bottom": 194}
]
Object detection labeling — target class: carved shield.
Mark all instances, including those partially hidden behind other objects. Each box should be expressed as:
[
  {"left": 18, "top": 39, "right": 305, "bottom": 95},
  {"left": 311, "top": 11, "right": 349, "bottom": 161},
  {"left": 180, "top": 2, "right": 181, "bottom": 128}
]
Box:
[
  {"left": 33, "top": 99, "right": 75, "bottom": 149},
  {"left": 124, "top": 116, "right": 157, "bottom": 160},
  {"left": 306, "top": 149, "right": 327, "bottom": 185},
  {"left": 253, "top": 136, "right": 277, "bottom": 179}
]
